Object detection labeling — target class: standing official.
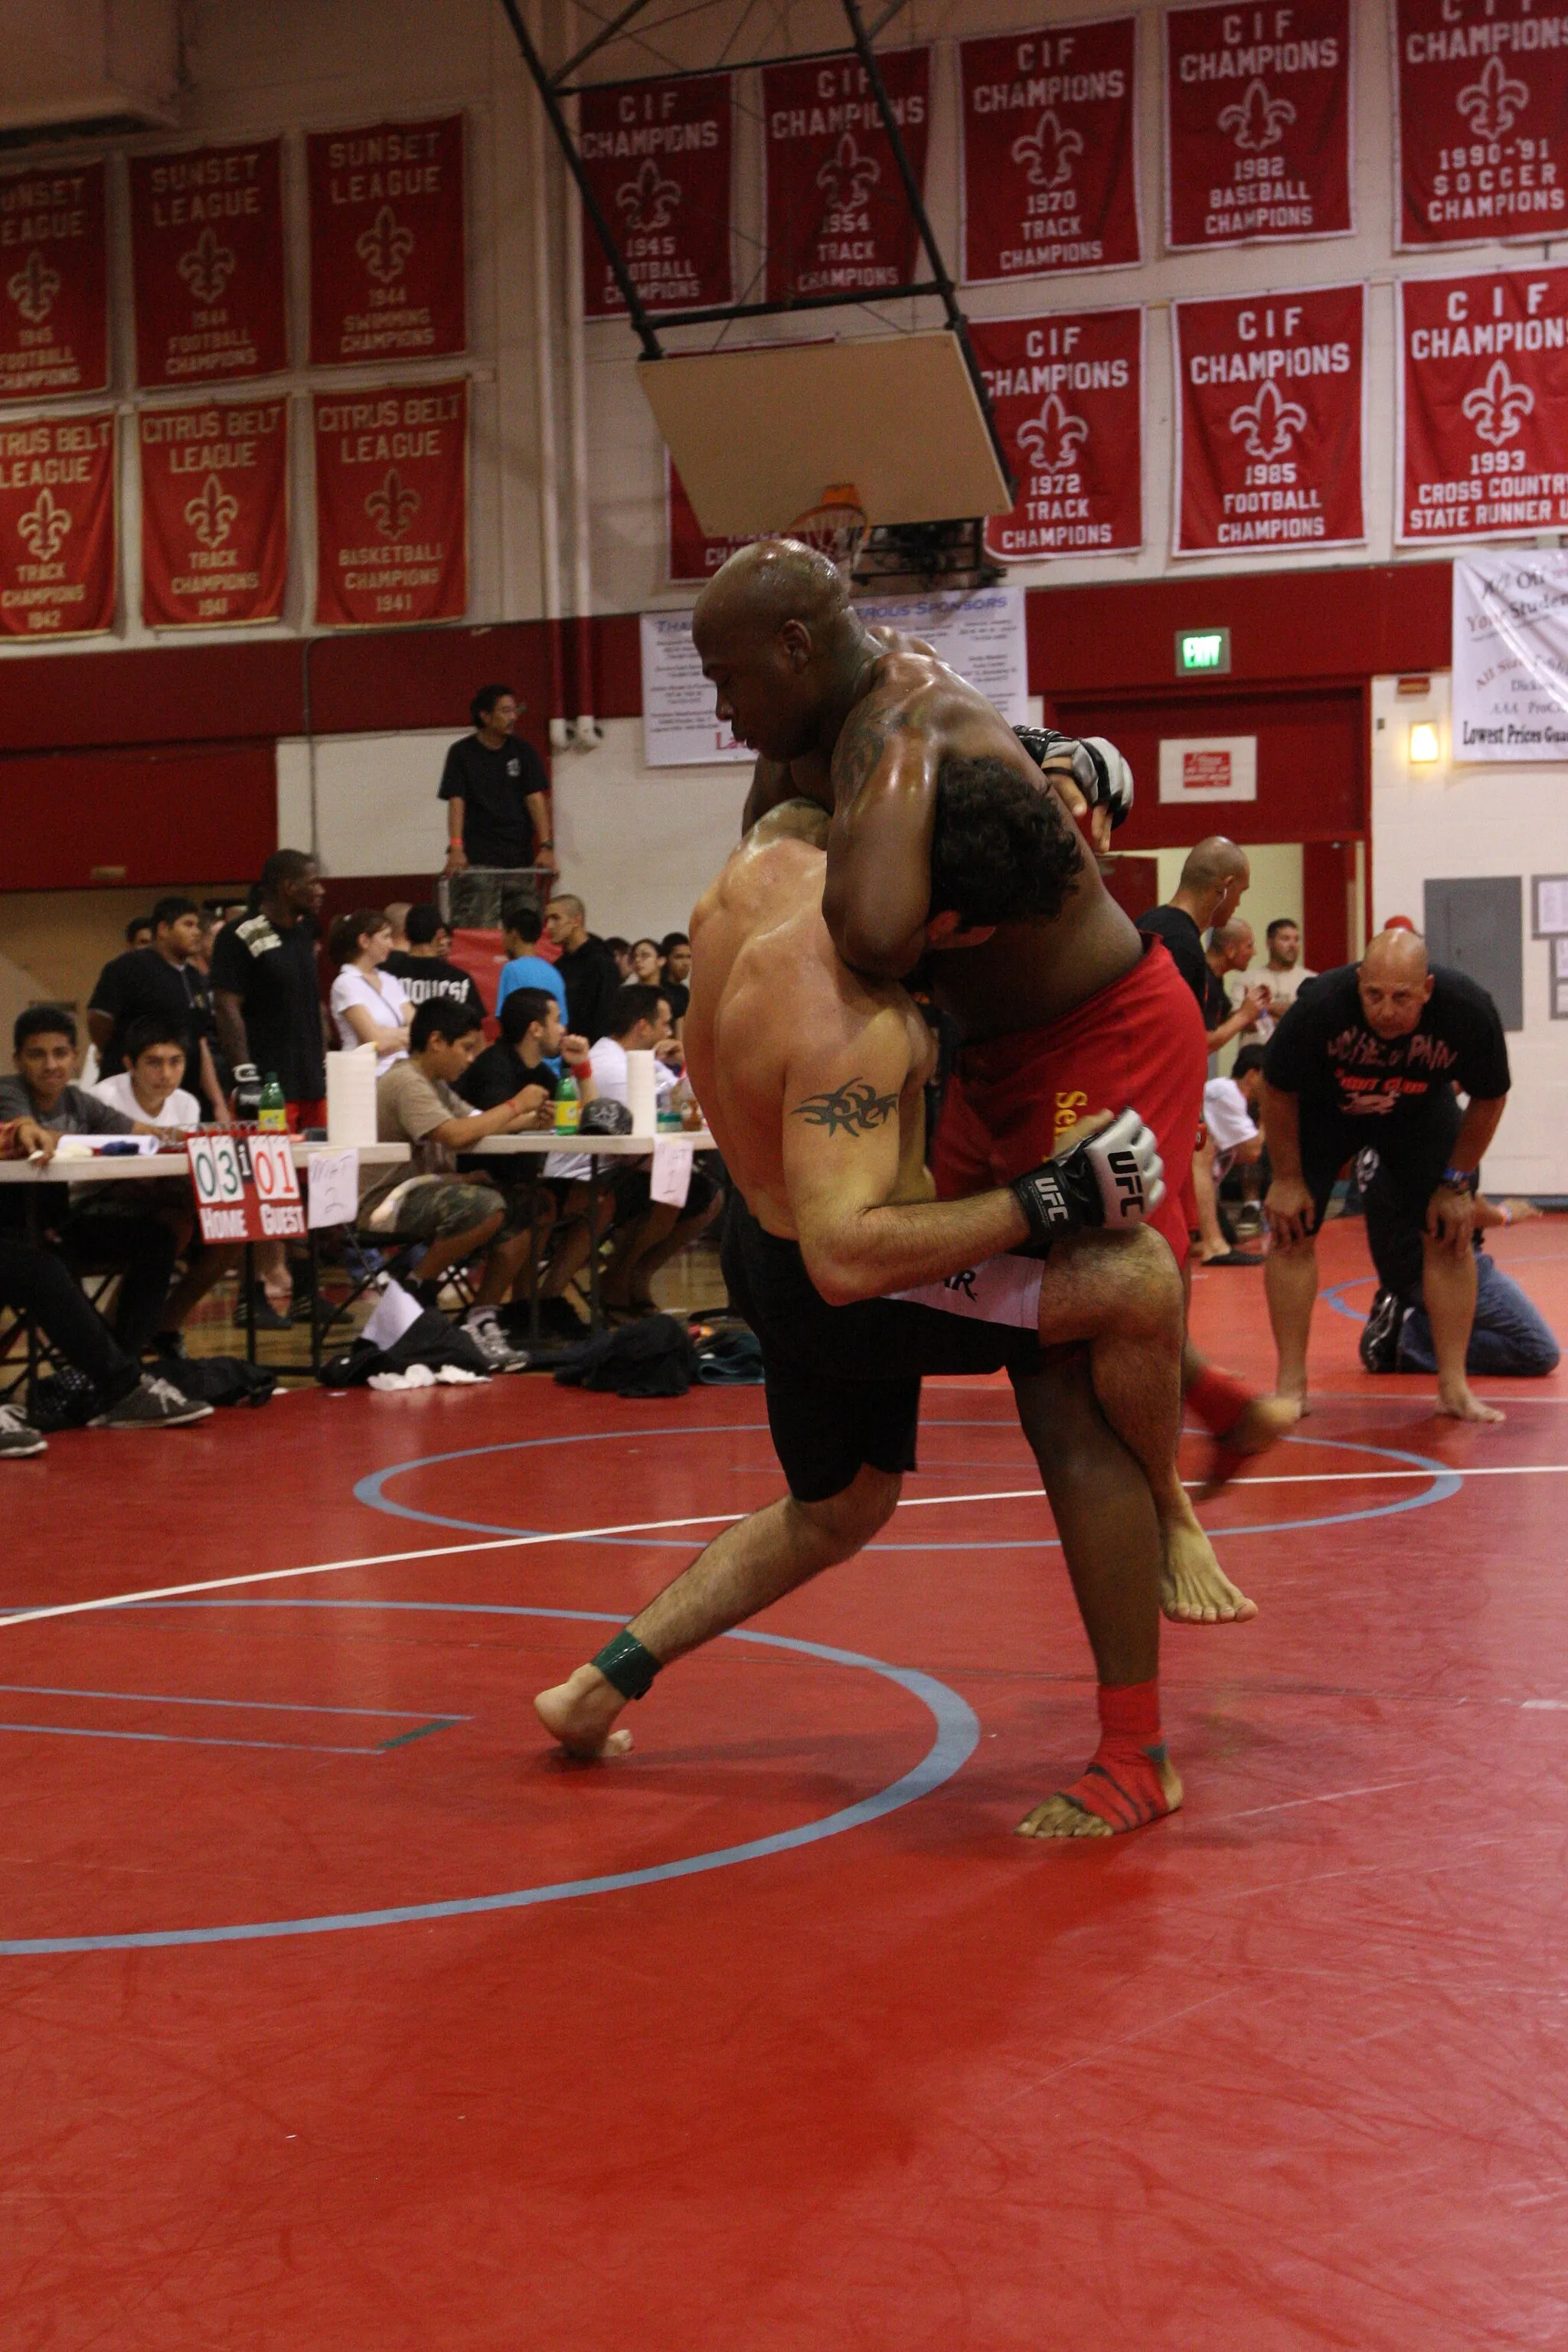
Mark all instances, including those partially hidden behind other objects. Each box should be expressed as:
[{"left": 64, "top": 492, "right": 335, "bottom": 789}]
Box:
[{"left": 440, "top": 686, "right": 555, "bottom": 928}]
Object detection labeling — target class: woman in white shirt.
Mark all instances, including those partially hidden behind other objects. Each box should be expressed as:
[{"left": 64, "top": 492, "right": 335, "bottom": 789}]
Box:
[{"left": 328, "top": 909, "right": 415, "bottom": 1076}]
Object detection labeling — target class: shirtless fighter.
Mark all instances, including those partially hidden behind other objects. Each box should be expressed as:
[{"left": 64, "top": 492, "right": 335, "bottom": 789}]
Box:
[{"left": 537, "top": 782, "right": 1228, "bottom": 1838}]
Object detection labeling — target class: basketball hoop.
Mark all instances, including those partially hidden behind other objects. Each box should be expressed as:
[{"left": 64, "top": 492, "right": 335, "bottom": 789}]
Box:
[{"left": 788, "top": 482, "right": 869, "bottom": 583}]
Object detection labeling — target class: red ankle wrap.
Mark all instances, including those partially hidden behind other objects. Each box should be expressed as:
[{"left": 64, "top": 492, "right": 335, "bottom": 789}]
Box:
[
  {"left": 1186, "top": 1363, "right": 1255, "bottom": 1439},
  {"left": 1056, "top": 1681, "right": 1174, "bottom": 1831}
]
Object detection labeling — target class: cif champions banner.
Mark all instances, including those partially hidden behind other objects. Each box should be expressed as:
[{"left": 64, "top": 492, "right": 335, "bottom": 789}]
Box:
[
  {"left": 969, "top": 311, "right": 1144, "bottom": 561},
  {"left": 0, "top": 410, "right": 115, "bottom": 637},
  {"left": 140, "top": 399, "right": 288, "bottom": 629},
  {"left": 308, "top": 117, "right": 466, "bottom": 365},
  {"left": 762, "top": 49, "right": 930, "bottom": 302},
  {"left": 959, "top": 18, "right": 1141, "bottom": 283},
  {"left": 129, "top": 141, "right": 289, "bottom": 386},
  {"left": 1396, "top": 0, "right": 1568, "bottom": 249},
  {"left": 313, "top": 379, "right": 467, "bottom": 627},
  {"left": 578, "top": 75, "right": 733, "bottom": 318},
  {"left": 1164, "top": 0, "right": 1352, "bottom": 249},
  {"left": 0, "top": 162, "right": 107, "bottom": 403},
  {"left": 1398, "top": 263, "right": 1568, "bottom": 541},
  {"left": 1173, "top": 283, "right": 1365, "bottom": 554}
]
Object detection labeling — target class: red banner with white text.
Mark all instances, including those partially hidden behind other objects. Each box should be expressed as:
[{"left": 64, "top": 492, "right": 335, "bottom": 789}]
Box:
[
  {"left": 313, "top": 379, "right": 466, "bottom": 627},
  {"left": 1164, "top": 0, "right": 1352, "bottom": 250},
  {"left": 140, "top": 399, "right": 288, "bottom": 629},
  {"left": 1398, "top": 264, "right": 1568, "bottom": 542},
  {"left": 129, "top": 139, "right": 288, "bottom": 387},
  {"left": 579, "top": 75, "right": 733, "bottom": 318},
  {"left": 1396, "top": 0, "right": 1568, "bottom": 250},
  {"left": 959, "top": 18, "right": 1141, "bottom": 285},
  {"left": 307, "top": 117, "right": 466, "bottom": 366},
  {"left": 762, "top": 49, "right": 930, "bottom": 303},
  {"left": 1174, "top": 283, "right": 1364, "bottom": 555},
  {"left": 0, "top": 410, "right": 115, "bottom": 638},
  {"left": 969, "top": 310, "right": 1143, "bottom": 563},
  {"left": 667, "top": 454, "right": 763, "bottom": 583},
  {"left": 0, "top": 162, "right": 108, "bottom": 403}
]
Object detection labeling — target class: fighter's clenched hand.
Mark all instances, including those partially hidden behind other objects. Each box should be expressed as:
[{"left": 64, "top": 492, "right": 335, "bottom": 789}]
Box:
[{"left": 1011, "top": 1106, "right": 1165, "bottom": 1251}]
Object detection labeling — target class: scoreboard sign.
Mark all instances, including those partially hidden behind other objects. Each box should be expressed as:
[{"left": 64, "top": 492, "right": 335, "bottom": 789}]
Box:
[{"left": 186, "top": 1132, "right": 305, "bottom": 1243}]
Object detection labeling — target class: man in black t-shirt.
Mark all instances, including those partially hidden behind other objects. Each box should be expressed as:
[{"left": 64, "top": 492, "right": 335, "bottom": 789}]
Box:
[
  {"left": 543, "top": 891, "right": 622, "bottom": 1043},
  {"left": 384, "top": 903, "right": 488, "bottom": 1024},
  {"left": 439, "top": 686, "right": 555, "bottom": 927},
  {"left": 88, "top": 893, "right": 224, "bottom": 1115},
  {"left": 210, "top": 851, "right": 328, "bottom": 1118},
  {"left": 1262, "top": 928, "right": 1511, "bottom": 1422},
  {"left": 1136, "top": 840, "right": 1266, "bottom": 1054}
]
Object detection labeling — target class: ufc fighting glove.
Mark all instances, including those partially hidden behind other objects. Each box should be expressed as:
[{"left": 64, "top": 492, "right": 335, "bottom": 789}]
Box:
[
  {"left": 1014, "top": 726, "right": 1135, "bottom": 830},
  {"left": 1011, "top": 1108, "right": 1165, "bottom": 1251}
]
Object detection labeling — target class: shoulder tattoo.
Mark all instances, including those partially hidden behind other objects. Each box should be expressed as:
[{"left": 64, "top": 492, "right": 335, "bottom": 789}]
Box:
[{"left": 792, "top": 1078, "right": 900, "bottom": 1137}]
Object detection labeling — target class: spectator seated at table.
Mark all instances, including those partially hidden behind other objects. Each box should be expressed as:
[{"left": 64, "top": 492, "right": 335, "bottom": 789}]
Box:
[
  {"left": 328, "top": 908, "right": 415, "bottom": 1076},
  {"left": 659, "top": 932, "right": 691, "bottom": 1025},
  {"left": 90, "top": 1014, "right": 204, "bottom": 1129},
  {"left": 383, "top": 903, "right": 488, "bottom": 1024},
  {"left": 459, "top": 986, "right": 593, "bottom": 1116},
  {"left": 495, "top": 899, "right": 568, "bottom": 1022},
  {"left": 89, "top": 894, "right": 226, "bottom": 1119}
]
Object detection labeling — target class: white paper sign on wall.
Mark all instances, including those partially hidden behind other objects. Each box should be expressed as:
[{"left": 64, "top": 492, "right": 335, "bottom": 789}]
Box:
[
  {"left": 1452, "top": 554, "right": 1568, "bottom": 763},
  {"left": 1158, "top": 737, "right": 1258, "bottom": 802}
]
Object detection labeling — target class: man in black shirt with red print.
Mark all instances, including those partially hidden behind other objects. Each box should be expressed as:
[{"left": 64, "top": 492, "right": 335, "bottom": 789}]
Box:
[{"left": 1263, "top": 927, "right": 1511, "bottom": 1423}]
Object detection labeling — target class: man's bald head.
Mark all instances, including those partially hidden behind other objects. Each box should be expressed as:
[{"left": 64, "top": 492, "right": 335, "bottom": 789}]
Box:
[
  {"left": 1361, "top": 927, "right": 1429, "bottom": 985},
  {"left": 1358, "top": 926, "right": 1434, "bottom": 1037},
  {"left": 691, "top": 537, "right": 865, "bottom": 765},
  {"left": 1209, "top": 917, "right": 1255, "bottom": 972},
  {"left": 1174, "top": 835, "right": 1250, "bottom": 927},
  {"left": 694, "top": 537, "right": 848, "bottom": 637}
]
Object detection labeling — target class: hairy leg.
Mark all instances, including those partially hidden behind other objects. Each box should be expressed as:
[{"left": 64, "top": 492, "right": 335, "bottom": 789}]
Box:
[
  {"left": 1423, "top": 1233, "right": 1504, "bottom": 1425},
  {"left": 1264, "top": 1234, "right": 1319, "bottom": 1409}
]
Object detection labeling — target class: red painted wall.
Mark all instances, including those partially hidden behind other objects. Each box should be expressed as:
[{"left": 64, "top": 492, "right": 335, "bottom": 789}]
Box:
[{"left": 0, "top": 741, "right": 276, "bottom": 890}]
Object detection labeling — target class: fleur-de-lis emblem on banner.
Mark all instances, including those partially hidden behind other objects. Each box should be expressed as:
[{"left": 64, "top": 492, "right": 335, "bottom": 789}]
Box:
[
  {"left": 177, "top": 227, "right": 237, "bottom": 305},
  {"left": 357, "top": 204, "right": 414, "bottom": 286},
  {"left": 1462, "top": 358, "right": 1535, "bottom": 447},
  {"left": 815, "top": 134, "right": 880, "bottom": 210},
  {"left": 185, "top": 472, "right": 239, "bottom": 552},
  {"left": 17, "top": 486, "right": 71, "bottom": 563},
  {"left": 1229, "top": 378, "right": 1308, "bottom": 461},
  {"left": 616, "top": 158, "right": 682, "bottom": 233},
  {"left": 364, "top": 468, "right": 420, "bottom": 537},
  {"left": 1017, "top": 391, "right": 1089, "bottom": 477},
  {"left": 6, "top": 247, "right": 60, "bottom": 324},
  {"left": 1218, "top": 78, "right": 1297, "bottom": 152},
  {"left": 1457, "top": 55, "right": 1530, "bottom": 138},
  {"left": 1010, "top": 109, "right": 1084, "bottom": 190}
]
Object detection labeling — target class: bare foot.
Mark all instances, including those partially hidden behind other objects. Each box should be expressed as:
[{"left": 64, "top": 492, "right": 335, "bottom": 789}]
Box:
[
  {"left": 1160, "top": 1515, "right": 1258, "bottom": 1625},
  {"left": 1195, "top": 1392, "right": 1301, "bottom": 1498},
  {"left": 534, "top": 1664, "right": 635, "bottom": 1759},
  {"left": 1436, "top": 1379, "right": 1505, "bottom": 1425},
  {"left": 1017, "top": 1752, "right": 1183, "bottom": 1839}
]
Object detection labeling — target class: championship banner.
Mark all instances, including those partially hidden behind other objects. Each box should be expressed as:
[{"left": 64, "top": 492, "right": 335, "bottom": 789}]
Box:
[
  {"left": 313, "top": 378, "right": 467, "bottom": 628},
  {"left": 0, "top": 410, "right": 115, "bottom": 639},
  {"left": 1173, "top": 283, "right": 1364, "bottom": 555},
  {"left": 1164, "top": 0, "right": 1352, "bottom": 250},
  {"left": 1397, "top": 264, "right": 1568, "bottom": 543},
  {"left": 959, "top": 18, "right": 1142, "bottom": 285},
  {"left": 1395, "top": 0, "right": 1568, "bottom": 250},
  {"left": 579, "top": 75, "right": 732, "bottom": 318},
  {"left": 0, "top": 162, "right": 108, "bottom": 403},
  {"left": 667, "top": 454, "right": 759, "bottom": 583},
  {"left": 969, "top": 310, "right": 1144, "bottom": 563},
  {"left": 762, "top": 48, "right": 930, "bottom": 302},
  {"left": 140, "top": 399, "right": 288, "bottom": 630},
  {"left": 129, "top": 140, "right": 288, "bottom": 387},
  {"left": 307, "top": 116, "right": 466, "bottom": 366}
]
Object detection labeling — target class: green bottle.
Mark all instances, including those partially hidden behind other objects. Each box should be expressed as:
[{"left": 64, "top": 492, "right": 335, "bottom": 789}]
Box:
[
  {"left": 554, "top": 1073, "right": 580, "bottom": 1135},
  {"left": 258, "top": 1073, "right": 287, "bottom": 1132}
]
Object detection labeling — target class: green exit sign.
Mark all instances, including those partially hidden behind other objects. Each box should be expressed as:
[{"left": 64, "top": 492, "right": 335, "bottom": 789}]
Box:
[{"left": 1177, "top": 627, "right": 1231, "bottom": 676}]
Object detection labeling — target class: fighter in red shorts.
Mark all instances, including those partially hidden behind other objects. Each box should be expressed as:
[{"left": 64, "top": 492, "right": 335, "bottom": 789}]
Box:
[{"left": 697, "top": 537, "right": 1272, "bottom": 1622}]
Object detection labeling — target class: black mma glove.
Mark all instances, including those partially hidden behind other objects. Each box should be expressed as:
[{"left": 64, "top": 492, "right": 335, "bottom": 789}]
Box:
[
  {"left": 1011, "top": 1108, "right": 1165, "bottom": 1253},
  {"left": 1014, "top": 725, "right": 1135, "bottom": 830}
]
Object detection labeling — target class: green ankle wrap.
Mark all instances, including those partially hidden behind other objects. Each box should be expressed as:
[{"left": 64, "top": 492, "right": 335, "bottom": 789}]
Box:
[{"left": 591, "top": 1629, "right": 662, "bottom": 1700}]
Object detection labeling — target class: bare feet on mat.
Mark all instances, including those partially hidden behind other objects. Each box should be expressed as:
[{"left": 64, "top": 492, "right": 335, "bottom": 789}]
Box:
[
  {"left": 1197, "top": 1392, "right": 1301, "bottom": 1498},
  {"left": 1160, "top": 1514, "right": 1257, "bottom": 1623},
  {"left": 1017, "top": 1748, "right": 1183, "bottom": 1840},
  {"left": 534, "top": 1664, "right": 635, "bottom": 1759},
  {"left": 1436, "top": 1377, "right": 1504, "bottom": 1425}
]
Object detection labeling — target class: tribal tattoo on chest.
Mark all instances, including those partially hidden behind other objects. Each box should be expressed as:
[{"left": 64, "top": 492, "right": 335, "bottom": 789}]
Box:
[{"left": 792, "top": 1078, "right": 900, "bottom": 1137}]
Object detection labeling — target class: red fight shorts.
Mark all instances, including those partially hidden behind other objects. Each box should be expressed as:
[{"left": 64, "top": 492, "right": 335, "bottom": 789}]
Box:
[{"left": 931, "top": 938, "right": 1204, "bottom": 1267}]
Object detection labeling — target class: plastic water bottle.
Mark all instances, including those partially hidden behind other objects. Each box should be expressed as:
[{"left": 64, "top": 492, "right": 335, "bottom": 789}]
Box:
[
  {"left": 554, "top": 1073, "right": 580, "bottom": 1134},
  {"left": 258, "top": 1073, "right": 287, "bottom": 1132}
]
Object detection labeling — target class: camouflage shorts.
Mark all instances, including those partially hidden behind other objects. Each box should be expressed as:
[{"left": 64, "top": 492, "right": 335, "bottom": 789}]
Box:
[{"left": 359, "top": 1174, "right": 533, "bottom": 1243}]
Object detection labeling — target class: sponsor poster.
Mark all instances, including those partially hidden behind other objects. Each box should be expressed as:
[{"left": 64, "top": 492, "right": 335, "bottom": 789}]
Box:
[
  {"left": 129, "top": 139, "right": 288, "bottom": 386},
  {"left": 313, "top": 378, "right": 467, "bottom": 628},
  {"left": 641, "top": 608, "right": 753, "bottom": 765},
  {"left": 1398, "top": 263, "right": 1568, "bottom": 542},
  {"left": 308, "top": 116, "right": 466, "bottom": 365},
  {"left": 579, "top": 74, "right": 733, "bottom": 318},
  {"left": 140, "top": 398, "right": 288, "bottom": 629},
  {"left": 762, "top": 48, "right": 931, "bottom": 302},
  {"left": 969, "top": 309, "right": 1144, "bottom": 562},
  {"left": 0, "top": 410, "right": 115, "bottom": 639},
  {"left": 0, "top": 161, "right": 107, "bottom": 403},
  {"left": 1173, "top": 282, "right": 1365, "bottom": 555},
  {"left": 959, "top": 17, "right": 1141, "bottom": 284},
  {"left": 1165, "top": 0, "right": 1352, "bottom": 249},
  {"left": 1395, "top": 0, "right": 1568, "bottom": 250},
  {"left": 1452, "top": 552, "right": 1568, "bottom": 760}
]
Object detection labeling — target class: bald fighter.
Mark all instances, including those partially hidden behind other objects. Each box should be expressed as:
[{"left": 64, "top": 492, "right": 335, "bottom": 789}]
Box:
[
  {"left": 1263, "top": 928, "right": 1512, "bottom": 1420},
  {"left": 537, "top": 780, "right": 1230, "bottom": 1837}
]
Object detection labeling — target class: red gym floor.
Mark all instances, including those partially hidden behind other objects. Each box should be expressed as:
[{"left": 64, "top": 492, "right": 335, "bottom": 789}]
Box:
[{"left": 4, "top": 1217, "right": 1566, "bottom": 2350}]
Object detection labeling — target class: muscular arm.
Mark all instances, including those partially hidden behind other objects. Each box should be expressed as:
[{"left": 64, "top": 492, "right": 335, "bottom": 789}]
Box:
[
  {"left": 214, "top": 988, "right": 249, "bottom": 1073},
  {"left": 820, "top": 707, "right": 939, "bottom": 982},
  {"left": 1449, "top": 1093, "right": 1507, "bottom": 1175}
]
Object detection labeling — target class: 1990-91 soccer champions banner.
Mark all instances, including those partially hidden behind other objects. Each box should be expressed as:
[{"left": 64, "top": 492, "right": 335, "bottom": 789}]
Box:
[
  {"left": 1396, "top": 0, "right": 1568, "bottom": 248},
  {"left": 308, "top": 117, "right": 466, "bottom": 365},
  {"left": 0, "top": 162, "right": 107, "bottom": 403},
  {"left": 313, "top": 379, "right": 467, "bottom": 627},
  {"left": 579, "top": 75, "right": 733, "bottom": 318},
  {"left": 141, "top": 400, "right": 288, "bottom": 629},
  {"left": 1399, "top": 263, "right": 1568, "bottom": 541},
  {"left": 129, "top": 141, "right": 289, "bottom": 387},
  {"left": 969, "top": 311, "right": 1144, "bottom": 561},
  {"left": 959, "top": 18, "right": 1141, "bottom": 284},
  {"left": 1165, "top": 0, "right": 1352, "bottom": 249},
  {"left": 0, "top": 411, "right": 115, "bottom": 638},
  {"left": 763, "top": 50, "right": 930, "bottom": 302}
]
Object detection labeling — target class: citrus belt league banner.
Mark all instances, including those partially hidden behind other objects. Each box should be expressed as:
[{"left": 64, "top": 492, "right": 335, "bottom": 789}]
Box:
[
  {"left": 969, "top": 310, "right": 1144, "bottom": 563},
  {"left": 0, "top": 411, "right": 115, "bottom": 638},
  {"left": 1173, "top": 283, "right": 1365, "bottom": 554},
  {"left": 0, "top": 162, "right": 107, "bottom": 403},
  {"left": 313, "top": 379, "right": 467, "bottom": 627},
  {"left": 129, "top": 140, "right": 288, "bottom": 387},
  {"left": 1164, "top": 0, "right": 1352, "bottom": 250},
  {"left": 959, "top": 18, "right": 1141, "bottom": 285},
  {"left": 308, "top": 116, "right": 466, "bottom": 365},
  {"left": 762, "top": 49, "right": 930, "bottom": 302},
  {"left": 1398, "top": 264, "right": 1568, "bottom": 542},
  {"left": 1396, "top": 0, "right": 1568, "bottom": 249},
  {"left": 578, "top": 75, "right": 732, "bottom": 318},
  {"left": 140, "top": 400, "right": 287, "bottom": 629}
]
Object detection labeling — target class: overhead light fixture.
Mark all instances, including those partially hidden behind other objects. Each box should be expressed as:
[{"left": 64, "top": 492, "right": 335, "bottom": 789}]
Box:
[{"left": 1409, "top": 723, "right": 1439, "bottom": 764}]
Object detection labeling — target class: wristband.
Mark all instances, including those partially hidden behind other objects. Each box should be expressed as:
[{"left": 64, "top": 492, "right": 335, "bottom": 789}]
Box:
[
  {"left": 569, "top": 1060, "right": 593, "bottom": 1080},
  {"left": 1440, "top": 1166, "right": 1476, "bottom": 1194}
]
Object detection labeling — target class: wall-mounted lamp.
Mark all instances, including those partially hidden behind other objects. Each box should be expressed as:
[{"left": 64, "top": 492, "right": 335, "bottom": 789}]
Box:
[{"left": 1409, "top": 722, "right": 1440, "bottom": 764}]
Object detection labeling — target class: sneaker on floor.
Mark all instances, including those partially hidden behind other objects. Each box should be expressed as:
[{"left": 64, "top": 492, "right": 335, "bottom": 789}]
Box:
[
  {"left": 1359, "top": 1285, "right": 1405, "bottom": 1374},
  {"left": 90, "top": 1374, "right": 215, "bottom": 1430},
  {"left": 462, "top": 1306, "right": 530, "bottom": 1373},
  {"left": 0, "top": 1402, "right": 47, "bottom": 1459}
]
